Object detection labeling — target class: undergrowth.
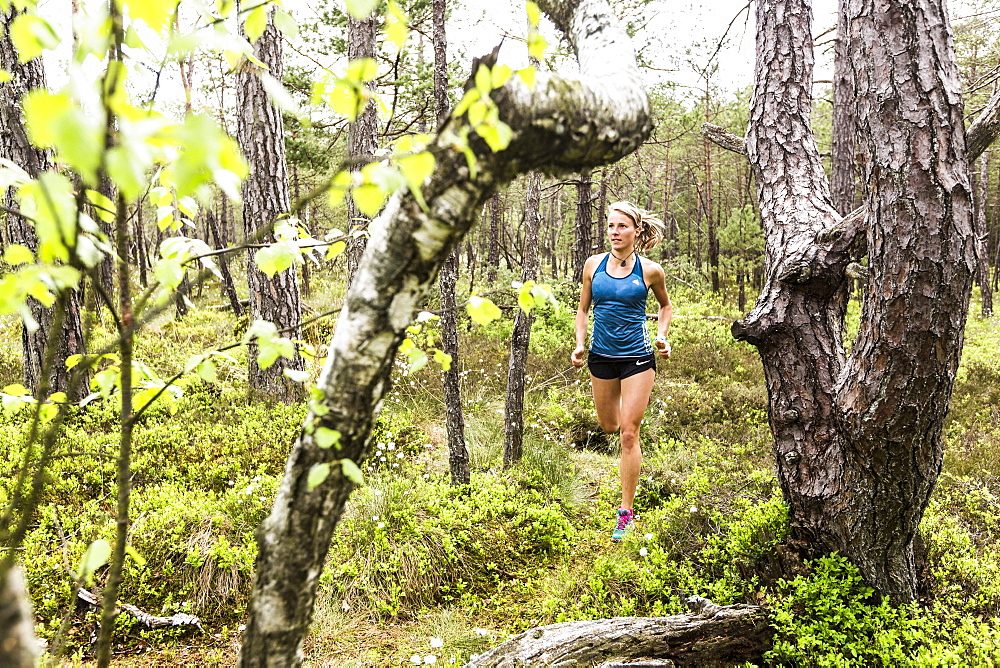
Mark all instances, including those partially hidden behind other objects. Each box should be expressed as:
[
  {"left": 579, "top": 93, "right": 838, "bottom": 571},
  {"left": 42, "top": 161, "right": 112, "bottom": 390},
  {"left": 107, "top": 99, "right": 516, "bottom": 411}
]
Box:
[{"left": 4, "top": 281, "right": 1000, "bottom": 665}]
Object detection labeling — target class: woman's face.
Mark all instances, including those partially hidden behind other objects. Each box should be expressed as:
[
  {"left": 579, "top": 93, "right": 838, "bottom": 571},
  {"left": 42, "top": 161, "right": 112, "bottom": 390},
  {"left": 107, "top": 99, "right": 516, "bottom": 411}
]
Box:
[{"left": 607, "top": 210, "right": 638, "bottom": 252}]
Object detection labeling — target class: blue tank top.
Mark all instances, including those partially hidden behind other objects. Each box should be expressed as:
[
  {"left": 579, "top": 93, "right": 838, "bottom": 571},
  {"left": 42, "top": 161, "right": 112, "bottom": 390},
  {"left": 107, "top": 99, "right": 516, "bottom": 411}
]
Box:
[{"left": 590, "top": 254, "right": 652, "bottom": 357}]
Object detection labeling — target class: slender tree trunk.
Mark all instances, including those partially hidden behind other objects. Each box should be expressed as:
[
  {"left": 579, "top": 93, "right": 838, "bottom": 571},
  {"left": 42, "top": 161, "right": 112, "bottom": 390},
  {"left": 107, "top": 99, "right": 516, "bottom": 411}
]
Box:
[
  {"left": 663, "top": 141, "right": 675, "bottom": 259},
  {"left": 208, "top": 210, "right": 244, "bottom": 315},
  {"left": 0, "top": 5, "right": 87, "bottom": 402},
  {"left": 573, "top": 170, "right": 593, "bottom": 281},
  {"left": 737, "top": 0, "right": 974, "bottom": 603},
  {"left": 432, "top": 0, "right": 470, "bottom": 485},
  {"left": 236, "top": 3, "right": 305, "bottom": 403},
  {"left": 975, "top": 153, "right": 993, "bottom": 315},
  {"left": 345, "top": 13, "right": 379, "bottom": 286},
  {"left": 239, "top": 0, "right": 653, "bottom": 660},
  {"left": 503, "top": 172, "right": 542, "bottom": 468},
  {"left": 487, "top": 192, "right": 501, "bottom": 283},
  {"left": 830, "top": 5, "right": 857, "bottom": 216},
  {"left": 596, "top": 169, "right": 608, "bottom": 254}
]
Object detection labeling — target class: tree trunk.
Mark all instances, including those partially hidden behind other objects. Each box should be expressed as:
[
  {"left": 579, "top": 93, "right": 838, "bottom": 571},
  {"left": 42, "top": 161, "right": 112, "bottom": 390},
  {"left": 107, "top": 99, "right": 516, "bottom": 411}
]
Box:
[
  {"left": 975, "top": 153, "right": 993, "bottom": 316},
  {"left": 0, "top": 568, "right": 39, "bottom": 668},
  {"left": 468, "top": 601, "right": 770, "bottom": 667},
  {"left": 596, "top": 169, "right": 608, "bottom": 254},
  {"left": 434, "top": 0, "right": 470, "bottom": 486},
  {"left": 503, "top": 172, "right": 542, "bottom": 468},
  {"left": 239, "top": 0, "right": 652, "bottom": 662},
  {"left": 737, "top": 0, "right": 974, "bottom": 603},
  {"left": 487, "top": 192, "right": 501, "bottom": 283},
  {"left": 207, "top": 210, "right": 244, "bottom": 315},
  {"left": 345, "top": 13, "right": 379, "bottom": 286},
  {"left": 236, "top": 3, "right": 305, "bottom": 403},
  {"left": 703, "top": 85, "right": 719, "bottom": 292},
  {"left": 830, "top": 2, "right": 857, "bottom": 216},
  {"left": 0, "top": 5, "right": 88, "bottom": 402},
  {"left": 573, "top": 170, "right": 593, "bottom": 282}
]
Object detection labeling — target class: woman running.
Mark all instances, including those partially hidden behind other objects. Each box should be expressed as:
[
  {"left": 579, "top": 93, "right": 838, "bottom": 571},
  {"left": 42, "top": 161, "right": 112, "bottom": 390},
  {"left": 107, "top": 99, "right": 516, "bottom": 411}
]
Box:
[{"left": 571, "top": 201, "right": 672, "bottom": 541}]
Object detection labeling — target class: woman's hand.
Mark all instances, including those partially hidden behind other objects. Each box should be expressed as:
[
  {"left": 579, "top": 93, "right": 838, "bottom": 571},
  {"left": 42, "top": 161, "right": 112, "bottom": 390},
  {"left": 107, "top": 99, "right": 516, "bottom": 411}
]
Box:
[
  {"left": 654, "top": 336, "right": 671, "bottom": 359},
  {"left": 571, "top": 346, "right": 586, "bottom": 367}
]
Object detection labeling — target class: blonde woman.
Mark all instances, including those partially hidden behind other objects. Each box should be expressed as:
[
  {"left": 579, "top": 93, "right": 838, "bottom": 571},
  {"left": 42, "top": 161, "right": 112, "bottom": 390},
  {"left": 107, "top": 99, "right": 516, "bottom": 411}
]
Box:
[{"left": 571, "top": 201, "right": 672, "bottom": 541}]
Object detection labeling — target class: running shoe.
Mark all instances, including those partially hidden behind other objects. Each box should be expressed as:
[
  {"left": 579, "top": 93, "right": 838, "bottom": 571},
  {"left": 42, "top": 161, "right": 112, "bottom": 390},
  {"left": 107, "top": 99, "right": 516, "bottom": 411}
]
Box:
[{"left": 611, "top": 508, "right": 635, "bottom": 542}]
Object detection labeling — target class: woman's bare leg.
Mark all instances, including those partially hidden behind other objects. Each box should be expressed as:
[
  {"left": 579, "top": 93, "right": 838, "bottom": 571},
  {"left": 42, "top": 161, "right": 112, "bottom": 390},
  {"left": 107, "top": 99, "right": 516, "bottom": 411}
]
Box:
[
  {"left": 590, "top": 376, "right": 622, "bottom": 434},
  {"left": 618, "top": 370, "right": 655, "bottom": 509}
]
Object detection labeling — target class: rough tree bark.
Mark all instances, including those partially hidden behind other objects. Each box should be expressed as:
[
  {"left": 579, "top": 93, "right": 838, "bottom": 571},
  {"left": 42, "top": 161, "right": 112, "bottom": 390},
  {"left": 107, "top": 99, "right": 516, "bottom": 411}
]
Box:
[
  {"left": 0, "top": 6, "right": 87, "bottom": 402},
  {"left": 238, "top": 0, "right": 652, "bottom": 663},
  {"left": 573, "top": 170, "right": 593, "bottom": 282},
  {"left": 503, "top": 172, "right": 542, "bottom": 468},
  {"left": 734, "top": 0, "right": 975, "bottom": 602},
  {"left": 345, "top": 12, "right": 379, "bottom": 286},
  {"left": 236, "top": 4, "right": 306, "bottom": 403},
  {"left": 829, "top": 0, "right": 857, "bottom": 216},
  {"left": 434, "top": 0, "right": 471, "bottom": 485}
]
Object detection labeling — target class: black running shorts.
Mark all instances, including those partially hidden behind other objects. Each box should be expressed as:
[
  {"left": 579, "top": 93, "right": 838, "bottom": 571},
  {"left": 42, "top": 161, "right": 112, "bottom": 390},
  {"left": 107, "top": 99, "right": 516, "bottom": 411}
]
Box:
[{"left": 587, "top": 352, "right": 656, "bottom": 380}]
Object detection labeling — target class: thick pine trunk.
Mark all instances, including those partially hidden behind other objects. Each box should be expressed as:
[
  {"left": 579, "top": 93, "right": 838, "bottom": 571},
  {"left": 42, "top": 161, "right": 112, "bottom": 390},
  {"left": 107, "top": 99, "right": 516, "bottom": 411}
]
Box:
[
  {"left": 503, "top": 172, "right": 542, "bottom": 468},
  {"left": 236, "top": 5, "right": 305, "bottom": 403},
  {"left": 739, "top": 0, "right": 974, "bottom": 603},
  {"left": 0, "top": 568, "right": 38, "bottom": 668},
  {"left": 239, "top": 1, "right": 652, "bottom": 662}
]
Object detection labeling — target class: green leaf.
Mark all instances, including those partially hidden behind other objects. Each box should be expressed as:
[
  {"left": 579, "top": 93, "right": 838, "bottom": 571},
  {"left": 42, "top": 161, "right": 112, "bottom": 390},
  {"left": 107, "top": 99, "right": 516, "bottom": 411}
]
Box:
[
  {"left": 518, "top": 67, "right": 536, "bottom": 88},
  {"left": 525, "top": 0, "right": 541, "bottom": 26},
  {"left": 23, "top": 91, "right": 103, "bottom": 185},
  {"left": 77, "top": 539, "right": 112, "bottom": 586},
  {"left": 126, "top": 545, "right": 147, "bottom": 568},
  {"left": 345, "top": 0, "right": 377, "bottom": 20},
  {"left": 452, "top": 89, "right": 479, "bottom": 118},
  {"left": 315, "top": 427, "right": 341, "bottom": 449},
  {"left": 475, "top": 64, "right": 491, "bottom": 96},
  {"left": 397, "top": 151, "right": 434, "bottom": 210},
  {"left": 351, "top": 183, "right": 388, "bottom": 218},
  {"left": 385, "top": 1, "right": 408, "bottom": 48},
  {"left": 433, "top": 349, "right": 452, "bottom": 371},
  {"left": 3, "top": 244, "right": 33, "bottom": 266},
  {"left": 468, "top": 100, "right": 487, "bottom": 127},
  {"left": 477, "top": 121, "right": 513, "bottom": 152},
  {"left": 244, "top": 4, "right": 268, "bottom": 42},
  {"left": 406, "top": 347, "right": 427, "bottom": 374},
  {"left": 346, "top": 57, "right": 378, "bottom": 82},
  {"left": 325, "top": 240, "right": 346, "bottom": 260},
  {"left": 10, "top": 13, "right": 60, "bottom": 63},
  {"left": 254, "top": 242, "right": 299, "bottom": 278},
  {"left": 85, "top": 189, "right": 117, "bottom": 223},
  {"left": 518, "top": 286, "right": 535, "bottom": 313},
  {"left": 0, "top": 69, "right": 11, "bottom": 83},
  {"left": 467, "top": 295, "right": 501, "bottom": 326},
  {"left": 272, "top": 8, "right": 298, "bottom": 38},
  {"left": 341, "top": 458, "right": 364, "bottom": 485},
  {"left": 528, "top": 33, "right": 548, "bottom": 60},
  {"left": 123, "top": 0, "right": 176, "bottom": 32},
  {"left": 20, "top": 172, "right": 78, "bottom": 263},
  {"left": 307, "top": 462, "right": 330, "bottom": 490},
  {"left": 153, "top": 258, "right": 185, "bottom": 290},
  {"left": 196, "top": 358, "right": 217, "bottom": 383},
  {"left": 491, "top": 64, "right": 513, "bottom": 89}
]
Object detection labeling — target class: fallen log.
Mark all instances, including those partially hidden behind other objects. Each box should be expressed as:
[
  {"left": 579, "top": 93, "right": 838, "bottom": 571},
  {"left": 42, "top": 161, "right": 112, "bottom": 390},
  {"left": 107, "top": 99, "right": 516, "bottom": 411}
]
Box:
[
  {"left": 466, "top": 597, "right": 770, "bottom": 667},
  {"left": 77, "top": 589, "right": 204, "bottom": 632}
]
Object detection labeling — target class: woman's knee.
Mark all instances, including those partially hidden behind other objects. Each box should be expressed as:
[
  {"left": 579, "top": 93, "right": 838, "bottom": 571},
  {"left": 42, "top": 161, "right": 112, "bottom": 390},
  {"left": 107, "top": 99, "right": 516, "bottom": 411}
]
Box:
[
  {"left": 620, "top": 427, "right": 641, "bottom": 449},
  {"left": 598, "top": 418, "right": 620, "bottom": 434}
]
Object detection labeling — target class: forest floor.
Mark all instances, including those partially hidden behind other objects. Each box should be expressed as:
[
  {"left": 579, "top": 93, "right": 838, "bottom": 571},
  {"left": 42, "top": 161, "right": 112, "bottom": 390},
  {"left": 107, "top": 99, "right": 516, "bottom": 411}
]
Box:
[{"left": 4, "top": 276, "right": 1000, "bottom": 666}]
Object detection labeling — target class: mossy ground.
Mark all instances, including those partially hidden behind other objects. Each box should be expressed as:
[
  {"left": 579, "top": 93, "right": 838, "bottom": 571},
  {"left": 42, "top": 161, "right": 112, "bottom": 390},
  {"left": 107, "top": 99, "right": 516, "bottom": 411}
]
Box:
[{"left": 3, "top": 269, "right": 1000, "bottom": 665}]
